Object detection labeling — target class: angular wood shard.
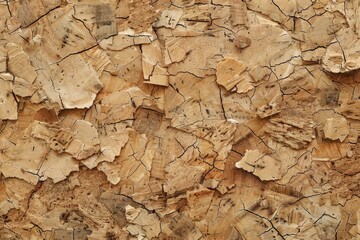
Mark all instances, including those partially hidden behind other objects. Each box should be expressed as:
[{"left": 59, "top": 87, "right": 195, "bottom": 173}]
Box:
[
  {"left": 13, "top": 77, "right": 38, "bottom": 97},
  {"left": 163, "top": 37, "right": 191, "bottom": 65},
  {"left": 322, "top": 28, "right": 360, "bottom": 73},
  {"left": 125, "top": 205, "right": 161, "bottom": 239},
  {"left": 251, "top": 82, "right": 282, "bottom": 118},
  {"left": 28, "top": 5, "right": 97, "bottom": 63},
  {"left": 37, "top": 54, "right": 103, "bottom": 109},
  {"left": 142, "top": 40, "right": 169, "bottom": 86},
  {"left": 216, "top": 57, "right": 250, "bottom": 91},
  {"left": 245, "top": 0, "right": 296, "bottom": 30},
  {"left": 235, "top": 149, "right": 282, "bottom": 181},
  {"left": 266, "top": 115, "right": 315, "bottom": 149},
  {"left": 6, "top": 43, "right": 37, "bottom": 83},
  {"left": 82, "top": 124, "right": 129, "bottom": 169},
  {"left": 73, "top": 2, "right": 117, "bottom": 41},
  {"left": 38, "top": 151, "right": 79, "bottom": 183},
  {"left": 337, "top": 100, "right": 360, "bottom": 120},
  {"left": 323, "top": 116, "right": 349, "bottom": 142},
  {"left": 65, "top": 120, "right": 100, "bottom": 160},
  {"left": 0, "top": 73, "right": 17, "bottom": 120}
]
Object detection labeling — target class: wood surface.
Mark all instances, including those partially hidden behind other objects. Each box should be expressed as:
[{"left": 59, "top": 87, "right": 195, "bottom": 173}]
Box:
[{"left": 0, "top": 0, "right": 359, "bottom": 239}]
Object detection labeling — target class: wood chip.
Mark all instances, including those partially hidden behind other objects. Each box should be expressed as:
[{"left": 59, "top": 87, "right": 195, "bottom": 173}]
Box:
[
  {"left": 323, "top": 116, "right": 350, "bottom": 142},
  {"left": 142, "top": 40, "right": 169, "bottom": 86},
  {"left": 6, "top": 43, "right": 37, "bottom": 83},
  {"left": 235, "top": 149, "right": 282, "bottom": 181},
  {"left": 216, "top": 57, "right": 248, "bottom": 91}
]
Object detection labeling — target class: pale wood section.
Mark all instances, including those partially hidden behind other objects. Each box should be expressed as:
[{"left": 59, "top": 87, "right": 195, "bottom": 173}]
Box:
[
  {"left": 0, "top": 73, "right": 17, "bottom": 120},
  {"left": 73, "top": 2, "right": 117, "bottom": 41},
  {"left": 216, "top": 57, "right": 248, "bottom": 91},
  {"left": 323, "top": 116, "right": 350, "bottom": 142},
  {"left": 142, "top": 40, "right": 169, "bottom": 86},
  {"left": 6, "top": 43, "right": 37, "bottom": 83}
]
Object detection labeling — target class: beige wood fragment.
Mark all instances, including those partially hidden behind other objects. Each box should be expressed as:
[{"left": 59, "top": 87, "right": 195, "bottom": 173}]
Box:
[
  {"left": 48, "top": 128, "right": 74, "bottom": 153},
  {"left": 73, "top": 2, "right": 117, "bottom": 41},
  {"left": 6, "top": 43, "right": 37, "bottom": 83},
  {"left": 216, "top": 57, "right": 247, "bottom": 91},
  {"left": 125, "top": 205, "right": 161, "bottom": 239},
  {"left": 171, "top": 0, "right": 195, "bottom": 7},
  {"left": 31, "top": 120, "right": 66, "bottom": 141},
  {"left": 28, "top": 5, "right": 97, "bottom": 63},
  {"left": 0, "top": 123, "right": 50, "bottom": 184},
  {"left": 0, "top": 73, "right": 17, "bottom": 120},
  {"left": 266, "top": 116, "right": 315, "bottom": 149},
  {"left": 164, "top": 19, "right": 209, "bottom": 43},
  {"left": 166, "top": 75, "right": 225, "bottom": 129},
  {"left": 94, "top": 86, "right": 148, "bottom": 125},
  {"left": 6, "top": 16, "right": 21, "bottom": 33},
  {"left": 322, "top": 28, "right": 360, "bottom": 73},
  {"left": 167, "top": 36, "right": 225, "bottom": 77},
  {"left": 30, "top": 119, "right": 100, "bottom": 161},
  {"left": 102, "top": 46, "right": 143, "bottom": 85},
  {"left": 323, "top": 116, "right": 350, "bottom": 142},
  {"left": 38, "top": 150, "right": 79, "bottom": 183},
  {"left": 251, "top": 82, "right": 282, "bottom": 118},
  {"left": 235, "top": 73, "right": 254, "bottom": 94},
  {"left": 298, "top": 12, "right": 344, "bottom": 62},
  {"left": 65, "top": 120, "right": 100, "bottom": 160},
  {"left": 182, "top": 5, "right": 211, "bottom": 22},
  {"left": 337, "top": 100, "right": 360, "bottom": 120},
  {"left": 163, "top": 37, "right": 191, "bottom": 65},
  {"left": 37, "top": 54, "right": 103, "bottom": 109},
  {"left": 236, "top": 22, "right": 301, "bottom": 80},
  {"left": 16, "top": 0, "right": 61, "bottom": 27},
  {"left": 154, "top": 9, "right": 183, "bottom": 29},
  {"left": 13, "top": 77, "right": 38, "bottom": 97},
  {"left": 235, "top": 149, "right": 282, "bottom": 181},
  {"left": 245, "top": 0, "right": 296, "bottom": 30},
  {"left": 128, "top": 0, "right": 159, "bottom": 33},
  {"left": 186, "top": 188, "right": 214, "bottom": 220},
  {"left": 97, "top": 129, "right": 148, "bottom": 185},
  {"left": 230, "top": 1, "right": 248, "bottom": 27},
  {"left": 164, "top": 162, "right": 204, "bottom": 195},
  {"left": 81, "top": 47, "right": 111, "bottom": 76},
  {"left": 142, "top": 40, "right": 169, "bottom": 86},
  {"left": 0, "top": 180, "right": 19, "bottom": 215},
  {"left": 160, "top": 212, "right": 203, "bottom": 239},
  {"left": 172, "top": 22, "right": 209, "bottom": 37},
  {"left": 249, "top": 65, "right": 271, "bottom": 82},
  {"left": 81, "top": 123, "right": 129, "bottom": 168}
]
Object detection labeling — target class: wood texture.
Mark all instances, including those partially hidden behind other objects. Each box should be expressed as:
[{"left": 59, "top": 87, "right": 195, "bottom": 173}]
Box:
[{"left": 0, "top": 0, "right": 360, "bottom": 239}]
